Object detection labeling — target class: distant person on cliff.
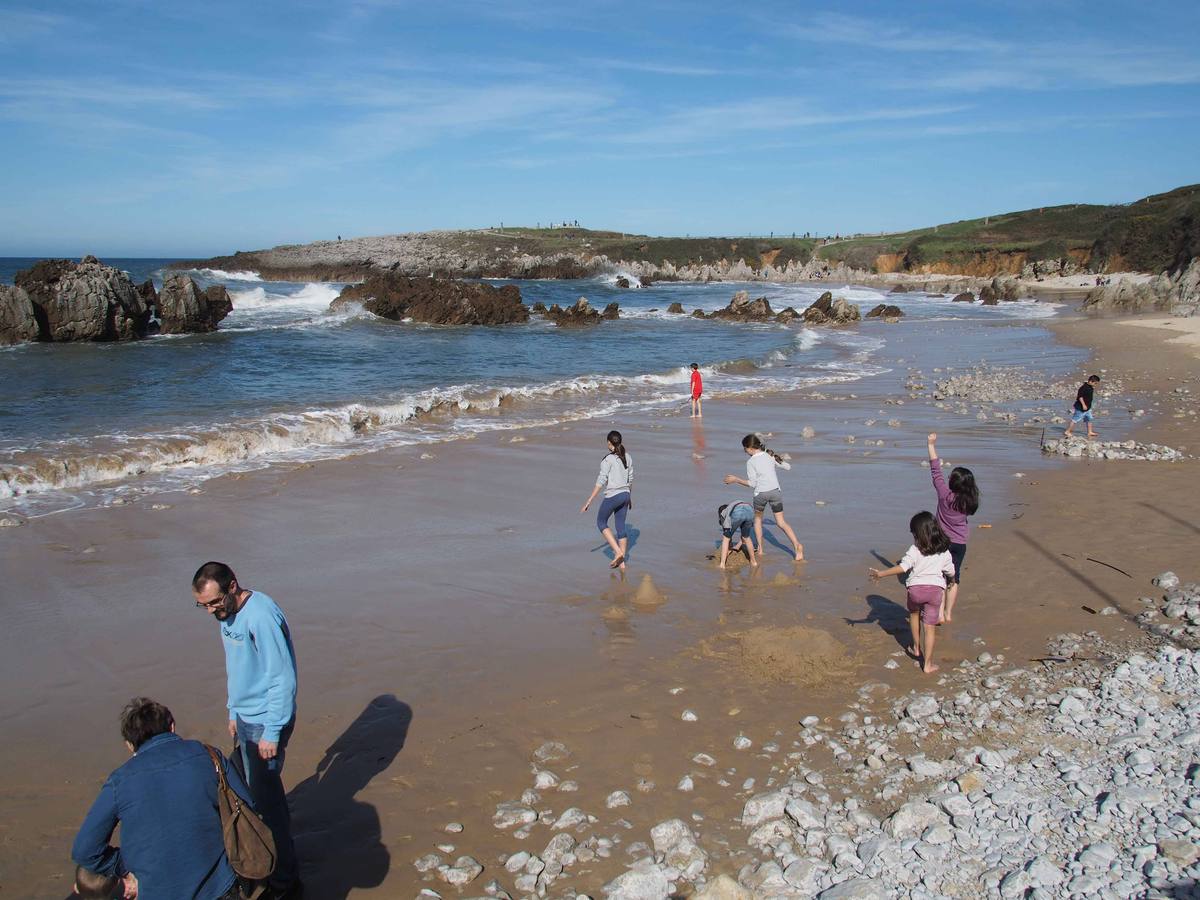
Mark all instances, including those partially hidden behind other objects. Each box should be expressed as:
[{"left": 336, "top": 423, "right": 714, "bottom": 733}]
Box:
[
  {"left": 581, "top": 430, "right": 633, "bottom": 570},
  {"left": 724, "top": 434, "right": 804, "bottom": 561},
  {"left": 71, "top": 697, "right": 251, "bottom": 900},
  {"left": 926, "top": 433, "right": 979, "bottom": 623},
  {"left": 717, "top": 501, "right": 758, "bottom": 569},
  {"left": 193, "top": 561, "right": 301, "bottom": 898},
  {"left": 1064, "top": 374, "right": 1101, "bottom": 439},
  {"left": 689, "top": 363, "right": 703, "bottom": 417},
  {"left": 869, "top": 511, "right": 956, "bottom": 674}
]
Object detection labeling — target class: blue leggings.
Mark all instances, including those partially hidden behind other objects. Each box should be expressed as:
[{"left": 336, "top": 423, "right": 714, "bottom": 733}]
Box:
[{"left": 597, "top": 492, "right": 630, "bottom": 539}]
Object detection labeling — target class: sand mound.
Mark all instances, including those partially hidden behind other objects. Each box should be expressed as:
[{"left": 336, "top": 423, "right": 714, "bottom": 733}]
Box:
[
  {"left": 698, "top": 626, "right": 857, "bottom": 687},
  {"left": 632, "top": 574, "right": 667, "bottom": 608}
]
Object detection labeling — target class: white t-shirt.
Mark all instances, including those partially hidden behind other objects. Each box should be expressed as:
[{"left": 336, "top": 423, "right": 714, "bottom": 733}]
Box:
[
  {"left": 899, "top": 544, "right": 955, "bottom": 588},
  {"left": 746, "top": 451, "right": 790, "bottom": 495}
]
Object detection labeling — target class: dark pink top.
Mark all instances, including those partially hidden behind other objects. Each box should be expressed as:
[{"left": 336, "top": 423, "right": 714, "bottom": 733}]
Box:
[{"left": 931, "top": 457, "right": 969, "bottom": 544}]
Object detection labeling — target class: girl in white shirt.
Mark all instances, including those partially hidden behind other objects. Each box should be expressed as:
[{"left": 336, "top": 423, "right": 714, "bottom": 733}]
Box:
[
  {"left": 723, "top": 434, "right": 804, "bottom": 561},
  {"left": 869, "top": 511, "right": 955, "bottom": 674}
]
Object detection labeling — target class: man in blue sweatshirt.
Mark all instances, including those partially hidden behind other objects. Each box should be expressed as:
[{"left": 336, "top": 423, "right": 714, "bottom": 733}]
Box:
[{"left": 193, "top": 561, "right": 300, "bottom": 898}]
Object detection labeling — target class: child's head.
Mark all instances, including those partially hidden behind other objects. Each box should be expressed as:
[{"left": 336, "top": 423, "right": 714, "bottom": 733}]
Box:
[
  {"left": 909, "top": 511, "right": 951, "bottom": 555},
  {"left": 948, "top": 466, "right": 980, "bottom": 515},
  {"left": 742, "top": 433, "right": 763, "bottom": 453},
  {"left": 74, "top": 866, "right": 120, "bottom": 899},
  {"left": 1088, "top": 374, "right": 1101, "bottom": 384},
  {"left": 690, "top": 363, "right": 699, "bottom": 370}
]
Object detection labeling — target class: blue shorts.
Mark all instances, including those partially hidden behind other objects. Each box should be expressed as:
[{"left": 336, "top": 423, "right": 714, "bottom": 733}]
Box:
[{"left": 1071, "top": 408, "right": 1094, "bottom": 424}]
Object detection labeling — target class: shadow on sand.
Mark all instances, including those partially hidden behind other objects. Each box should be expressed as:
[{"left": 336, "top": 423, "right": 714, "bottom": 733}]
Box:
[
  {"left": 846, "top": 593, "right": 913, "bottom": 653},
  {"left": 289, "top": 694, "right": 413, "bottom": 899}
]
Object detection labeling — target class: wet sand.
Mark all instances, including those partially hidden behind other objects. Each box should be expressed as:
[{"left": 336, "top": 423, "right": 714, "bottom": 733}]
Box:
[{"left": 1, "top": 310, "right": 1197, "bottom": 897}]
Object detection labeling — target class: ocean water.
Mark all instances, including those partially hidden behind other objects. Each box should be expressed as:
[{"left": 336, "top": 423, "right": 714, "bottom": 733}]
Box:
[{"left": 0, "top": 259, "right": 1061, "bottom": 515}]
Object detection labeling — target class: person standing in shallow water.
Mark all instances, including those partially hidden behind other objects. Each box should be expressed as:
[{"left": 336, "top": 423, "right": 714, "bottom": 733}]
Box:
[
  {"left": 581, "top": 430, "right": 633, "bottom": 570},
  {"left": 192, "top": 561, "right": 301, "bottom": 899},
  {"left": 689, "top": 363, "right": 703, "bottom": 418},
  {"left": 1064, "top": 374, "right": 1101, "bottom": 439}
]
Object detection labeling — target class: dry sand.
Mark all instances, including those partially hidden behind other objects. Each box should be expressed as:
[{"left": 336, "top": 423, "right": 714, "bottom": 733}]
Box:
[
  {"left": 1116, "top": 314, "right": 1200, "bottom": 358},
  {"left": 1, "top": 308, "right": 1198, "bottom": 897}
]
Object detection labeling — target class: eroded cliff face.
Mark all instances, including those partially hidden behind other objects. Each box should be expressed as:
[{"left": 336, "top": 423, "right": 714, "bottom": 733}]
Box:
[{"left": 869, "top": 247, "right": 1094, "bottom": 278}]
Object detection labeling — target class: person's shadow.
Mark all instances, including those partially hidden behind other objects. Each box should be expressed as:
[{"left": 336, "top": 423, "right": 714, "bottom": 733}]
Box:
[
  {"left": 592, "top": 526, "right": 641, "bottom": 562},
  {"left": 845, "top": 551, "right": 913, "bottom": 653},
  {"left": 288, "top": 695, "right": 413, "bottom": 898}
]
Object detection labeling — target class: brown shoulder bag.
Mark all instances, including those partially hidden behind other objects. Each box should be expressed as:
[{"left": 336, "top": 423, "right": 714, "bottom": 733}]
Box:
[{"left": 204, "top": 744, "right": 277, "bottom": 881}]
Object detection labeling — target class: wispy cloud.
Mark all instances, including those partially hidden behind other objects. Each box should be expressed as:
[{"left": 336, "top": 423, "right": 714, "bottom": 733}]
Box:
[{"left": 0, "top": 8, "right": 68, "bottom": 43}]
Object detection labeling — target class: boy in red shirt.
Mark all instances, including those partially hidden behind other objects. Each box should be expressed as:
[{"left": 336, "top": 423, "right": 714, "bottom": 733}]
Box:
[{"left": 690, "top": 363, "right": 703, "bottom": 418}]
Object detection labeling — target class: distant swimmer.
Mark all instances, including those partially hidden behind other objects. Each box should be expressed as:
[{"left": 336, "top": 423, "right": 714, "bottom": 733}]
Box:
[
  {"left": 724, "top": 434, "right": 804, "bottom": 561},
  {"left": 717, "top": 500, "right": 758, "bottom": 569},
  {"left": 581, "top": 430, "right": 633, "bottom": 570},
  {"left": 689, "top": 363, "right": 703, "bottom": 418}
]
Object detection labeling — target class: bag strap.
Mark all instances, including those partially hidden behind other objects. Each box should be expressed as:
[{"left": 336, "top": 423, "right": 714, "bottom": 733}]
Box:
[{"left": 204, "top": 744, "right": 230, "bottom": 794}]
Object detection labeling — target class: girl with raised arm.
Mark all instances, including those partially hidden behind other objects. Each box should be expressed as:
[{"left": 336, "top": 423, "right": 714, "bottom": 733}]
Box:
[
  {"left": 926, "top": 432, "right": 980, "bottom": 623},
  {"left": 581, "top": 430, "right": 633, "bottom": 570},
  {"left": 724, "top": 434, "right": 804, "bottom": 561}
]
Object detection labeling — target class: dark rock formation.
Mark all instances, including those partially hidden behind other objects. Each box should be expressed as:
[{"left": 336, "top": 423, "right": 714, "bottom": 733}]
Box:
[
  {"left": 776, "top": 307, "right": 800, "bottom": 323},
  {"left": 952, "top": 291, "right": 975, "bottom": 303},
  {"left": 709, "top": 289, "right": 774, "bottom": 321},
  {"left": 137, "top": 279, "right": 158, "bottom": 312},
  {"left": 979, "top": 284, "right": 998, "bottom": 305},
  {"left": 667, "top": 302, "right": 685, "bottom": 314},
  {"left": 0, "top": 285, "right": 41, "bottom": 344},
  {"left": 601, "top": 302, "right": 620, "bottom": 320},
  {"left": 803, "top": 291, "right": 861, "bottom": 325},
  {"left": 543, "top": 297, "right": 602, "bottom": 327},
  {"left": 889, "top": 283, "right": 908, "bottom": 293},
  {"left": 639, "top": 275, "right": 654, "bottom": 287},
  {"left": 691, "top": 308, "right": 706, "bottom": 318},
  {"left": 331, "top": 273, "right": 528, "bottom": 325},
  {"left": 866, "top": 304, "right": 904, "bottom": 320},
  {"left": 11, "top": 256, "right": 150, "bottom": 343},
  {"left": 991, "top": 276, "right": 1021, "bottom": 301},
  {"left": 157, "top": 274, "right": 235, "bottom": 334},
  {"left": 531, "top": 301, "right": 547, "bottom": 313},
  {"left": 615, "top": 276, "right": 631, "bottom": 289}
]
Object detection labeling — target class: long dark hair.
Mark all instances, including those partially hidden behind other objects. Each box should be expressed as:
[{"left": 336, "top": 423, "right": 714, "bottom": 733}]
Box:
[
  {"left": 910, "top": 511, "right": 951, "bottom": 556},
  {"left": 607, "top": 430, "right": 627, "bottom": 468},
  {"left": 948, "top": 466, "right": 980, "bottom": 515},
  {"left": 742, "top": 433, "right": 784, "bottom": 464}
]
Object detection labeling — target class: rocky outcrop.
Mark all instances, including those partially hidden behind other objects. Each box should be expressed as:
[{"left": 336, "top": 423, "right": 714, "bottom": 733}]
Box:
[
  {"left": 601, "top": 302, "right": 620, "bottom": 320},
  {"left": 952, "top": 291, "right": 975, "bottom": 303},
  {"left": 979, "top": 284, "right": 999, "bottom": 305},
  {"left": 709, "top": 290, "right": 773, "bottom": 321},
  {"left": 667, "top": 302, "right": 685, "bottom": 314},
  {"left": 9, "top": 256, "right": 151, "bottom": 343},
  {"left": 156, "top": 274, "right": 234, "bottom": 334},
  {"left": 543, "top": 297, "right": 603, "bottom": 327},
  {"left": 615, "top": 276, "right": 631, "bottom": 289},
  {"left": 775, "top": 307, "right": 801, "bottom": 323},
  {"left": 0, "top": 285, "right": 41, "bottom": 344},
  {"left": 331, "top": 273, "right": 528, "bottom": 325},
  {"left": 803, "top": 291, "right": 861, "bottom": 325},
  {"left": 1081, "top": 259, "right": 1200, "bottom": 317},
  {"left": 866, "top": 304, "right": 904, "bottom": 320}
]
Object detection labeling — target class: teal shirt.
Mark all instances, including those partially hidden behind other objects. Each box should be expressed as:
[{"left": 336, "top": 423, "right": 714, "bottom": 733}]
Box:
[{"left": 220, "top": 591, "right": 297, "bottom": 742}]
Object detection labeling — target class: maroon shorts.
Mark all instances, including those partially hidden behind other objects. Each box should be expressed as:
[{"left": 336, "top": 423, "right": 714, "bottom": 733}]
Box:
[{"left": 906, "top": 584, "right": 944, "bottom": 625}]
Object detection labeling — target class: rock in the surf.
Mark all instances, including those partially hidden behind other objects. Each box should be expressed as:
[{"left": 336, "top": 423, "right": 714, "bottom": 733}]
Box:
[
  {"left": 12, "top": 256, "right": 151, "bottom": 342},
  {"left": 865, "top": 304, "right": 904, "bottom": 320},
  {"left": 709, "top": 289, "right": 773, "bottom": 321},
  {"left": 332, "top": 272, "right": 528, "bottom": 325},
  {"left": 543, "top": 296, "right": 603, "bottom": 327},
  {"left": 156, "top": 274, "right": 234, "bottom": 334},
  {"left": 0, "top": 284, "right": 41, "bottom": 344}
]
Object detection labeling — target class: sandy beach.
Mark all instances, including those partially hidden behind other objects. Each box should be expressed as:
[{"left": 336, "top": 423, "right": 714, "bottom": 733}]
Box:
[{"left": 1, "top": 306, "right": 1198, "bottom": 898}]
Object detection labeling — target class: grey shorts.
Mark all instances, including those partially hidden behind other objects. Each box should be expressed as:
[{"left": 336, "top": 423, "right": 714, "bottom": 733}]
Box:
[{"left": 753, "top": 489, "right": 783, "bottom": 513}]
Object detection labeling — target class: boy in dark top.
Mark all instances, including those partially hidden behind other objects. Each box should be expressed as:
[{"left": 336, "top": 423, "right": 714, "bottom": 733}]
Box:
[{"left": 1064, "top": 374, "right": 1101, "bottom": 439}]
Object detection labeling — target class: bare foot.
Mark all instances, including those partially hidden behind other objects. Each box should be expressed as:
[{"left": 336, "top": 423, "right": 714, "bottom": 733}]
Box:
[
  {"left": 794, "top": 554, "right": 805, "bottom": 562},
  {"left": 922, "top": 663, "right": 940, "bottom": 674},
  {"left": 609, "top": 555, "right": 625, "bottom": 569}
]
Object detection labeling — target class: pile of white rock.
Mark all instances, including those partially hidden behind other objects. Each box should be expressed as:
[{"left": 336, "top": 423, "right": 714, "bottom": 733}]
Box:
[{"left": 1042, "top": 436, "right": 1184, "bottom": 461}]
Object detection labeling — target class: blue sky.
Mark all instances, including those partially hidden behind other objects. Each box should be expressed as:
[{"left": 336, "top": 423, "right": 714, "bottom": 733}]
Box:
[{"left": 1, "top": 0, "right": 1198, "bottom": 256}]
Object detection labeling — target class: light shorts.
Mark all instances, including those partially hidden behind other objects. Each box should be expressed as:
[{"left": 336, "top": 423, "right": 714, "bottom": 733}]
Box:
[
  {"left": 752, "top": 489, "right": 784, "bottom": 513},
  {"left": 1070, "top": 408, "right": 1094, "bottom": 424},
  {"left": 906, "top": 584, "right": 945, "bottom": 625}
]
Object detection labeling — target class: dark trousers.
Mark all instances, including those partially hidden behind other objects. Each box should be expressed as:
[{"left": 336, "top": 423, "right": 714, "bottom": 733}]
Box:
[{"left": 235, "top": 716, "right": 298, "bottom": 887}]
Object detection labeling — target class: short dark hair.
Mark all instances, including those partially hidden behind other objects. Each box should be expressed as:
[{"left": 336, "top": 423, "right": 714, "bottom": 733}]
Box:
[
  {"left": 192, "top": 560, "right": 236, "bottom": 594},
  {"left": 1088, "top": 374, "right": 1101, "bottom": 383},
  {"left": 74, "top": 866, "right": 120, "bottom": 899},
  {"left": 690, "top": 362, "right": 699, "bottom": 369},
  {"left": 909, "top": 510, "right": 951, "bottom": 556},
  {"left": 120, "top": 697, "right": 174, "bottom": 750}
]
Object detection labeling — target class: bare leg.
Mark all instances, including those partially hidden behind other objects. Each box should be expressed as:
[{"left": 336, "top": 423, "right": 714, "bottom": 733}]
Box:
[
  {"left": 773, "top": 511, "right": 805, "bottom": 561},
  {"left": 697, "top": 397, "right": 702, "bottom": 417},
  {"left": 718, "top": 536, "right": 731, "bottom": 568},
  {"left": 745, "top": 537, "right": 758, "bottom": 568},
  {"left": 615, "top": 536, "right": 628, "bottom": 570},
  {"left": 754, "top": 509, "right": 765, "bottom": 556},
  {"left": 943, "top": 583, "right": 958, "bottom": 622},
  {"left": 921, "top": 622, "right": 939, "bottom": 673},
  {"left": 601, "top": 526, "right": 622, "bottom": 561},
  {"left": 908, "top": 611, "right": 921, "bottom": 663}
]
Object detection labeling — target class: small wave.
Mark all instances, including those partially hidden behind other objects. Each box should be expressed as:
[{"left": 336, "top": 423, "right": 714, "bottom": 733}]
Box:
[
  {"left": 228, "top": 282, "right": 340, "bottom": 310},
  {"left": 194, "top": 268, "right": 263, "bottom": 282}
]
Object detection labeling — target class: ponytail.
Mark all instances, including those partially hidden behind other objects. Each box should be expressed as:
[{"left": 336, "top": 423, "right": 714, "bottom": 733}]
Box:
[
  {"left": 742, "top": 433, "right": 783, "bottom": 464},
  {"left": 607, "top": 430, "right": 628, "bottom": 468}
]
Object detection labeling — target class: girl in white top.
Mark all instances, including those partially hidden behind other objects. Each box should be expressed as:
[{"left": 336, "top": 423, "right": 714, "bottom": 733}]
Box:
[
  {"left": 868, "top": 511, "right": 955, "bottom": 674},
  {"left": 723, "top": 433, "right": 804, "bottom": 561}
]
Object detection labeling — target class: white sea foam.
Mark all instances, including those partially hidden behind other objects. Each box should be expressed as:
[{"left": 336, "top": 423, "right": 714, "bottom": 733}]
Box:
[
  {"left": 194, "top": 268, "right": 263, "bottom": 282},
  {"left": 228, "top": 282, "right": 341, "bottom": 310}
]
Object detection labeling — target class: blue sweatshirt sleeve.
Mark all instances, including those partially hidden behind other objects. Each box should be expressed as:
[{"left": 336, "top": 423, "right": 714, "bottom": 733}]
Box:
[
  {"left": 71, "top": 776, "right": 123, "bottom": 877},
  {"left": 255, "top": 611, "right": 297, "bottom": 743}
]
